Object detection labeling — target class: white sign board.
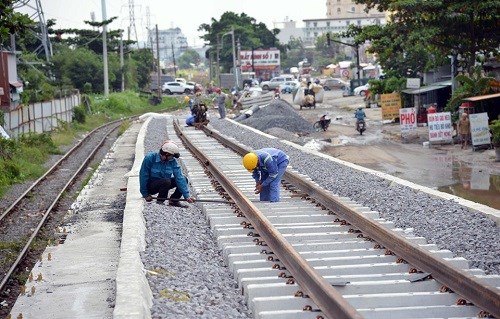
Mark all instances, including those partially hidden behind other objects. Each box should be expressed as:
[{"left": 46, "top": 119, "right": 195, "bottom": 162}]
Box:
[
  {"left": 469, "top": 112, "right": 491, "bottom": 147},
  {"left": 406, "top": 78, "right": 421, "bottom": 89},
  {"left": 399, "top": 108, "right": 417, "bottom": 135},
  {"left": 427, "top": 112, "right": 453, "bottom": 143}
]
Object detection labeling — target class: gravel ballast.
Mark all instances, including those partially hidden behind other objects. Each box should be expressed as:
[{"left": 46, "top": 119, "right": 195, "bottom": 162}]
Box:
[
  {"left": 140, "top": 117, "right": 251, "bottom": 319},
  {"left": 140, "top": 98, "right": 499, "bottom": 317},
  {"left": 223, "top": 100, "right": 500, "bottom": 275}
]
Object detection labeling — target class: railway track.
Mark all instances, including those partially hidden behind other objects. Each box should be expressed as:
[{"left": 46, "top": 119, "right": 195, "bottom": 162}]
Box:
[
  {"left": 0, "top": 119, "right": 124, "bottom": 301},
  {"left": 170, "top": 118, "right": 500, "bottom": 319}
]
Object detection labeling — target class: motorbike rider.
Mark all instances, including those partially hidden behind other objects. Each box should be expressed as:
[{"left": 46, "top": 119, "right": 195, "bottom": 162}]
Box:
[
  {"left": 354, "top": 107, "right": 366, "bottom": 131},
  {"left": 319, "top": 114, "right": 331, "bottom": 131}
]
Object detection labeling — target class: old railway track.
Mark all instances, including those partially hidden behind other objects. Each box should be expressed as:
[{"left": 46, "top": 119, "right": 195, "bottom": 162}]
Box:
[{"left": 0, "top": 119, "right": 125, "bottom": 308}]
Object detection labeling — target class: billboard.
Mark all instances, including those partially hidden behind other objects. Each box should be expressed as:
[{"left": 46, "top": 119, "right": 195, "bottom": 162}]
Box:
[{"left": 239, "top": 49, "right": 281, "bottom": 80}]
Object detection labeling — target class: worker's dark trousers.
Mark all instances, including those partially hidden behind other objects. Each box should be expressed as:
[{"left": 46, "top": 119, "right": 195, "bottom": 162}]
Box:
[{"left": 147, "top": 176, "right": 188, "bottom": 202}]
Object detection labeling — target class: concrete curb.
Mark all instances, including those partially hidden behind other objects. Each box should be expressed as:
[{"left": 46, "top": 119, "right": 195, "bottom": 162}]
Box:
[{"left": 113, "top": 117, "right": 152, "bottom": 319}]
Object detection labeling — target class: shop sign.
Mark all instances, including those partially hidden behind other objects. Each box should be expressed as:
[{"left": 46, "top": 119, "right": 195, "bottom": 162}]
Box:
[
  {"left": 399, "top": 108, "right": 417, "bottom": 134},
  {"left": 427, "top": 112, "right": 452, "bottom": 142}
]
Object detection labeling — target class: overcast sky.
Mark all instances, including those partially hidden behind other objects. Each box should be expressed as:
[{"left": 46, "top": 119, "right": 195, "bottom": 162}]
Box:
[{"left": 21, "top": 0, "right": 326, "bottom": 47}]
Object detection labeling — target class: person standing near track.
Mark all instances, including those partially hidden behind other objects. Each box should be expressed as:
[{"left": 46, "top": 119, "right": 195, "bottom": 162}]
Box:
[
  {"left": 213, "top": 87, "right": 227, "bottom": 119},
  {"left": 139, "top": 140, "right": 194, "bottom": 207},
  {"left": 242, "top": 148, "right": 289, "bottom": 202}
]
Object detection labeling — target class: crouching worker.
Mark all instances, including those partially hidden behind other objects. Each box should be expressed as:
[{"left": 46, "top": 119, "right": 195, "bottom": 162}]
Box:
[
  {"left": 242, "top": 148, "right": 289, "bottom": 202},
  {"left": 139, "top": 140, "right": 194, "bottom": 207}
]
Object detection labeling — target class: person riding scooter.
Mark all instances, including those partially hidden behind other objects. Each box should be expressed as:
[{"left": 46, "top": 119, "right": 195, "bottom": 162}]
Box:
[
  {"left": 354, "top": 107, "right": 366, "bottom": 131},
  {"left": 319, "top": 114, "right": 331, "bottom": 131}
]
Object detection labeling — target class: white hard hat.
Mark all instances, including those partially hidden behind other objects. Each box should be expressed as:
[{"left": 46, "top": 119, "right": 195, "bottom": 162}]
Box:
[{"left": 161, "top": 140, "right": 179, "bottom": 155}]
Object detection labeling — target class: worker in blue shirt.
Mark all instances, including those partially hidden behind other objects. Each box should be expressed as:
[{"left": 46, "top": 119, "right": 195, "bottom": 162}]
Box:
[
  {"left": 242, "top": 148, "right": 289, "bottom": 202},
  {"left": 139, "top": 140, "right": 194, "bottom": 207}
]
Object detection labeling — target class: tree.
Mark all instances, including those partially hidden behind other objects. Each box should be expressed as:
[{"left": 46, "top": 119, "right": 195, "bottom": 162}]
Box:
[
  {"left": 198, "top": 12, "right": 284, "bottom": 73},
  {"left": 312, "top": 33, "right": 345, "bottom": 71},
  {"left": 0, "top": 1, "right": 32, "bottom": 45},
  {"left": 351, "top": 0, "right": 499, "bottom": 76},
  {"left": 130, "top": 49, "right": 155, "bottom": 90},
  {"left": 177, "top": 49, "right": 201, "bottom": 69}
]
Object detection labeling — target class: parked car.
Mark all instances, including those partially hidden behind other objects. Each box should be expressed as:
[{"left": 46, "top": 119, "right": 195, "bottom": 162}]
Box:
[
  {"left": 162, "top": 81, "right": 194, "bottom": 95},
  {"left": 279, "top": 81, "right": 300, "bottom": 94},
  {"left": 322, "top": 78, "right": 349, "bottom": 91},
  {"left": 353, "top": 83, "right": 370, "bottom": 96},
  {"left": 260, "top": 75, "right": 295, "bottom": 91}
]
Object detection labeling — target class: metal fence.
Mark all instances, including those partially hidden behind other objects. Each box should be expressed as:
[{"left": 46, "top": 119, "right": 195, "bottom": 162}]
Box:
[{"left": 2, "top": 92, "right": 81, "bottom": 138}]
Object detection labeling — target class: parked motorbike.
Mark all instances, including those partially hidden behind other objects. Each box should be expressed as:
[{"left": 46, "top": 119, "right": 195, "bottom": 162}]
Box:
[
  {"left": 313, "top": 115, "right": 331, "bottom": 132},
  {"left": 274, "top": 88, "right": 281, "bottom": 100},
  {"left": 356, "top": 120, "right": 366, "bottom": 135}
]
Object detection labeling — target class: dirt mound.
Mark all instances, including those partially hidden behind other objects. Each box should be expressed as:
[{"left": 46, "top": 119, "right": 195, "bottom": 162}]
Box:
[{"left": 239, "top": 99, "right": 314, "bottom": 135}]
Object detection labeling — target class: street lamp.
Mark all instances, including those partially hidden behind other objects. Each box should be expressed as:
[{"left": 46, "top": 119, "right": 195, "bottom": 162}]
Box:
[{"left": 222, "top": 27, "right": 239, "bottom": 88}]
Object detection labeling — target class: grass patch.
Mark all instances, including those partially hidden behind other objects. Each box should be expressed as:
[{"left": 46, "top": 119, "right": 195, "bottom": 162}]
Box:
[{"left": 0, "top": 90, "right": 181, "bottom": 199}]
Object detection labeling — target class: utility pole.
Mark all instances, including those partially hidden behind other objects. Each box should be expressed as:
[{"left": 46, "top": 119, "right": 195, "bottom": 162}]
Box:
[
  {"left": 155, "top": 25, "right": 161, "bottom": 101},
  {"left": 171, "top": 43, "right": 177, "bottom": 78},
  {"left": 223, "top": 28, "right": 239, "bottom": 88},
  {"left": 101, "top": 0, "right": 109, "bottom": 96},
  {"left": 120, "top": 34, "right": 124, "bottom": 91},
  {"left": 216, "top": 36, "right": 221, "bottom": 87}
]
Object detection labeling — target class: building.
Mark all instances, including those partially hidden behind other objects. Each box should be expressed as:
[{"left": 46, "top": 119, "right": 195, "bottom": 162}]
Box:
[
  {"left": 0, "top": 51, "right": 23, "bottom": 111},
  {"left": 273, "top": 18, "right": 304, "bottom": 45},
  {"left": 304, "top": 0, "right": 386, "bottom": 46},
  {"left": 148, "top": 27, "right": 189, "bottom": 67}
]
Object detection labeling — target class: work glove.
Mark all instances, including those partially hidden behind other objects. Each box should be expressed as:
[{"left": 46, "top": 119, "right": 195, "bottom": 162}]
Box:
[{"left": 144, "top": 195, "right": 153, "bottom": 202}]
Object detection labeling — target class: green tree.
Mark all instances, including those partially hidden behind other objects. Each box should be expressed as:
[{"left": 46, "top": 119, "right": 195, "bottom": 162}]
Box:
[
  {"left": 51, "top": 47, "right": 104, "bottom": 93},
  {"left": 198, "top": 12, "right": 284, "bottom": 74},
  {"left": 352, "top": 0, "right": 499, "bottom": 75},
  {"left": 0, "top": 1, "right": 32, "bottom": 45},
  {"left": 446, "top": 67, "right": 495, "bottom": 112},
  {"left": 312, "top": 33, "right": 345, "bottom": 71},
  {"left": 177, "top": 49, "right": 201, "bottom": 69},
  {"left": 130, "top": 49, "right": 155, "bottom": 90}
]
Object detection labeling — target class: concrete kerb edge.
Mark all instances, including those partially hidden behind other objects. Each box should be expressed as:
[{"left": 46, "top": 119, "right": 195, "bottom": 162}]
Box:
[
  {"left": 113, "top": 116, "right": 153, "bottom": 319},
  {"left": 226, "top": 118, "right": 500, "bottom": 226}
]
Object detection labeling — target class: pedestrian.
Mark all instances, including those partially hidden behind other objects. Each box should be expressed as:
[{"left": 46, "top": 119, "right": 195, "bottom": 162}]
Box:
[
  {"left": 214, "top": 87, "right": 227, "bottom": 119},
  {"left": 242, "top": 148, "right": 290, "bottom": 202},
  {"left": 457, "top": 112, "right": 471, "bottom": 149},
  {"left": 139, "top": 140, "right": 194, "bottom": 207}
]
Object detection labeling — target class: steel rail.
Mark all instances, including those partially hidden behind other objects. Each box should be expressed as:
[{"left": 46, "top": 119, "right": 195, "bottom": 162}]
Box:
[
  {"left": 199, "top": 124, "right": 500, "bottom": 318},
  {"left": 0, "top": 122, "right": 122, "bottom": 293},
  {"left": 175, "top": 120, "right": 363, "bottom": 319},
  {"left": 0, "top": 118, "right": 125, "bottom": 223}
]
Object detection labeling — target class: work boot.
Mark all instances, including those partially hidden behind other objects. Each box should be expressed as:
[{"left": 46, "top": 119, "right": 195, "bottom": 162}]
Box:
[{"left": 168, "top": 200, "right": 188, "bottom": 208}]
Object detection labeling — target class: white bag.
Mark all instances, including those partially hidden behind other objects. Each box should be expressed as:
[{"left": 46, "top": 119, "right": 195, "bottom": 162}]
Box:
[
  {"left": 315, "top": 88, "right": 325, "bottom": 103},
  {"left": 293, "top": 87, "right": 305, "bottom": 105}
]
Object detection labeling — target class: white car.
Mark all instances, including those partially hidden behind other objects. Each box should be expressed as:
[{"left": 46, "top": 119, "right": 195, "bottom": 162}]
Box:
[
  {"left": 260, "top": 75, "right": 295, "bottom": 91},
  {"left": 353, "top": 83, "right": 370, "bottom": 96},
  {"left": 162, "top": 81, "right": 194, "bottom": 95}
]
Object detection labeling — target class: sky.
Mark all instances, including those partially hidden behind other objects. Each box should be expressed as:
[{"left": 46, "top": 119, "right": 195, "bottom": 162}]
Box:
[{"left": 21, "top": 0, "right": 327, "bottom": 47}]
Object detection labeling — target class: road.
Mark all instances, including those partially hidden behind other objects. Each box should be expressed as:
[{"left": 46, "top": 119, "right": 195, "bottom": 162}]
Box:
[{"left": 279, "top": 89, "right": 500, "bottom": 209}]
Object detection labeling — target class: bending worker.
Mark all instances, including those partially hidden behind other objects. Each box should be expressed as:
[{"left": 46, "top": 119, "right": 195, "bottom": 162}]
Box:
[
  {"left": 139, "top": 140, "right": 194, "bottom": 207},
  {"left": 242, "top": 148, "right": 289, "bottom": 202}
]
